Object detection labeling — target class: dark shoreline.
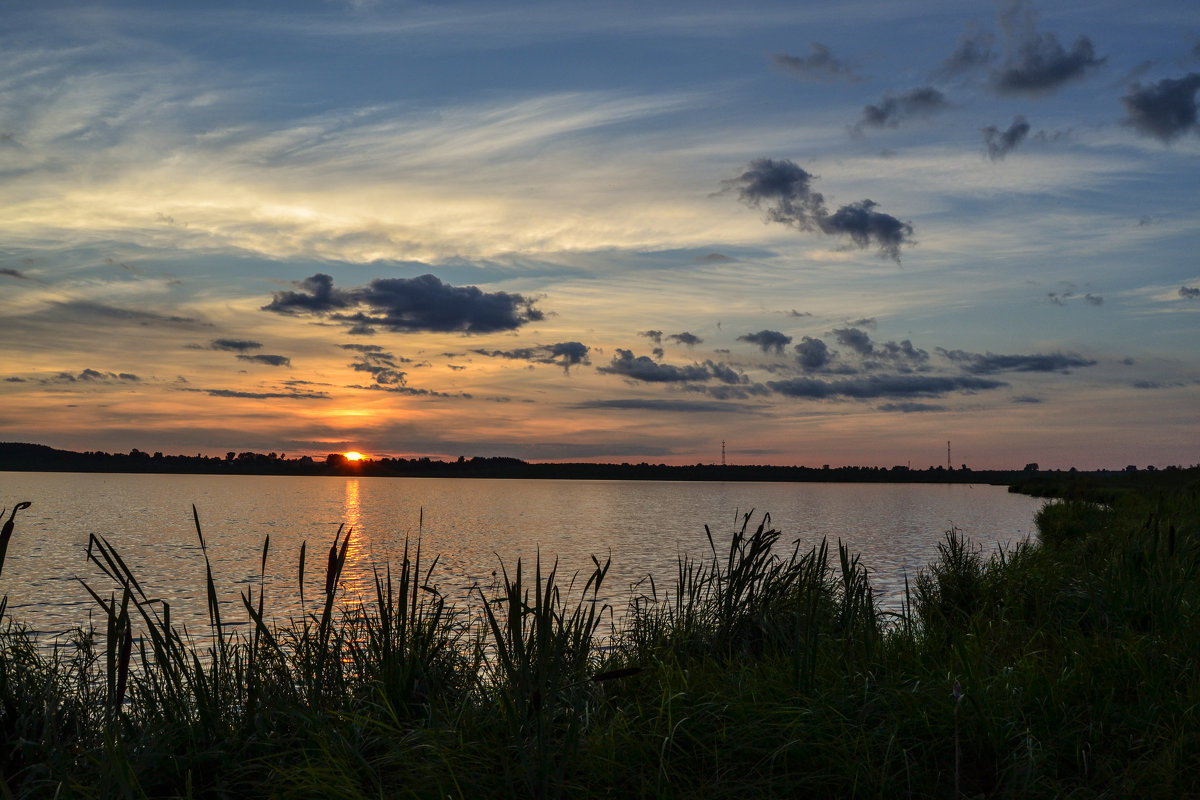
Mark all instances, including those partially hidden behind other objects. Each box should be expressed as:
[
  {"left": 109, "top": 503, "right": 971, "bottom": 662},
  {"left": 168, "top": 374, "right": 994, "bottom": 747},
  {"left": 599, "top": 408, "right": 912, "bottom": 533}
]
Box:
[{"left": 5, "top": 441, "right": 1196, "bottom": 500}]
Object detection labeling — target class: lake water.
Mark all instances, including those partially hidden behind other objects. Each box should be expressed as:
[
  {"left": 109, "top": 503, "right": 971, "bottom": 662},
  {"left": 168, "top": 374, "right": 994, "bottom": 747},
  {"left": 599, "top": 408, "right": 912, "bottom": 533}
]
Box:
[{"left": 0, "top": 472, "right": 1044, "bottom": 640}]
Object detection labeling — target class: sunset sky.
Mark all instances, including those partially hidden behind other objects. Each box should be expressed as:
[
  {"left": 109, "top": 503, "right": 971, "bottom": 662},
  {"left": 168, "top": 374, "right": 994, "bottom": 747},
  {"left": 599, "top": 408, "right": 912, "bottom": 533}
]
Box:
[{"left": 2, "top": 0, "right": 1198, "bottom": 470}]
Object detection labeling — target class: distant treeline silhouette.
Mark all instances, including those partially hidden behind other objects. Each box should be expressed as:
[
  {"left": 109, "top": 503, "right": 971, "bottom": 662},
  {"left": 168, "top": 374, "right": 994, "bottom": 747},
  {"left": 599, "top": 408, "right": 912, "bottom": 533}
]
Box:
[{"left": 4, "top": 442, "right": 1194, "bottom": 490}]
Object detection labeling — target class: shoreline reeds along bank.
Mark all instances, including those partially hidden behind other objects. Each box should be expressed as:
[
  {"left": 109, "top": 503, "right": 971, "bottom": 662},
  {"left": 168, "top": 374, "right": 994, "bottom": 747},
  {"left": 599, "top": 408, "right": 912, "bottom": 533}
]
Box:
[{"left": 1, "top": 476, "right": 1197, "bottom": 798}]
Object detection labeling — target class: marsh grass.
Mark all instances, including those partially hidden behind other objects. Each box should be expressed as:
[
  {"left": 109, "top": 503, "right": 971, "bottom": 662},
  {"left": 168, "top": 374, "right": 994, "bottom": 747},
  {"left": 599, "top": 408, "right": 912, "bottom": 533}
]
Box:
[{"left": 1, "top": 483, "right": 1198, "bottom": 798}]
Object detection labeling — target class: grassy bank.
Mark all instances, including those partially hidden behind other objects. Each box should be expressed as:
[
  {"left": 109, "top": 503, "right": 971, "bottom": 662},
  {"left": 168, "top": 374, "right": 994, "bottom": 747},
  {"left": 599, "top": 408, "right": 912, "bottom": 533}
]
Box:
[{"left": 1, "top": 481, "right": 1198, "bottom": 798}]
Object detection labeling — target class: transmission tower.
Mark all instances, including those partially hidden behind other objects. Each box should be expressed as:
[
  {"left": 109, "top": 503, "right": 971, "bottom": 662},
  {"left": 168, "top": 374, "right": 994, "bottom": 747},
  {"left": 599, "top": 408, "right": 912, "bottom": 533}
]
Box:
[{"left": 721, "top": 440, "right": 726, "bottom": 466}]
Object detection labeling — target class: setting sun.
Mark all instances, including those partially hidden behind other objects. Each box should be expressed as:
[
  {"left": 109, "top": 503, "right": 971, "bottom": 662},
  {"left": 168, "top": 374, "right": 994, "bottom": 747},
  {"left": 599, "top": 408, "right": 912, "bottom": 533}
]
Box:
[{"left": 343, "top": 451, "right": 364, "bottom": 461}]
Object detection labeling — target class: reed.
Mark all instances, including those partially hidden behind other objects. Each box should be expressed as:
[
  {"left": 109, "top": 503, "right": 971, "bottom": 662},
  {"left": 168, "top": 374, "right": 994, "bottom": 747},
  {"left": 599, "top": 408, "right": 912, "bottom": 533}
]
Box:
[{"left": 0, "top": 482, "right": 1196, "bottom": 798}]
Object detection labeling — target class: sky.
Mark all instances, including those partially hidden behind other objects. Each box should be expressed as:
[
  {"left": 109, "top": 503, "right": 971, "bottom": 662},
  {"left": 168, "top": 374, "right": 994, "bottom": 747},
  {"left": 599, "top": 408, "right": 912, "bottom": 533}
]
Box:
[{"left": 1, "top": 0, "right": 1198, "bottom": 470}]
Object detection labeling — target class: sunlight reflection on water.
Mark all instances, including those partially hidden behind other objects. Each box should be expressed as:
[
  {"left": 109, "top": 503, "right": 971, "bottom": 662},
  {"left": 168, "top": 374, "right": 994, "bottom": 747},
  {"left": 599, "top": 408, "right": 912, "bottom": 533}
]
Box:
[{"left": 0, "top": 473, "right": 1044, "bottom": 641}]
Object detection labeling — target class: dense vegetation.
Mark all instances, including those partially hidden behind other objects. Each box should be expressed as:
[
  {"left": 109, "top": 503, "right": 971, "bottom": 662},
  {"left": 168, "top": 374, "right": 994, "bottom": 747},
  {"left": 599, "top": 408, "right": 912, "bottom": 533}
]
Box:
[{"left": 1, "top": 475, "right": 1197, "bottom": 798}]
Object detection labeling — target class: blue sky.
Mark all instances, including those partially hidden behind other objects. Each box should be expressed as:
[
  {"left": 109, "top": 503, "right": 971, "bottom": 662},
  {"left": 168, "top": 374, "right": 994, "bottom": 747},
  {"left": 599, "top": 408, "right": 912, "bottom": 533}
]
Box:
[{"left": 1, "top": 0, "right": 1197, "bottom": 469}]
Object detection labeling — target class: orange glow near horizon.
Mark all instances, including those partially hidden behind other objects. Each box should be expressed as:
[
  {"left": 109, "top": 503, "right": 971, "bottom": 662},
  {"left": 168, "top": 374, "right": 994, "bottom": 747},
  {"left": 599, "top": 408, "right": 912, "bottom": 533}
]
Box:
[{"left": 343, "top": 451, "right": 364, "bottom": 461}]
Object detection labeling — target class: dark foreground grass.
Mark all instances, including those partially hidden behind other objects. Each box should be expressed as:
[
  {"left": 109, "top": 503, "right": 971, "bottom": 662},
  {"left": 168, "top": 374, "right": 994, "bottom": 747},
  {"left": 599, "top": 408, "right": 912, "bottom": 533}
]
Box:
[{"left": 1, "top": 483, "right": 1198, "bottom": 798}]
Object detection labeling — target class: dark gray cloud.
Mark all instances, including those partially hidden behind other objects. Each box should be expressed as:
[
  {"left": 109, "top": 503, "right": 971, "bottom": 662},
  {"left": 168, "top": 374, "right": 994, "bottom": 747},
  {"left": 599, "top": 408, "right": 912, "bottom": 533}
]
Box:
[
  {"left": 352, "top": 384, "right": 469, "bottom": 399},
  {"left": 874, "top": 339, "right": 930, "bottom": 368},
  {"left": 855, "top": 87, "right": 949, "bottom": 130},
  {"left": 934, "top": 24, "right": 996, "bottom": 79},
  {"left": 599, "top": 350, "right": 708, "bottom": 383},
  {"left": 771, "top": 43, "right": 863, "bottom": 84},
  {"left": 725, "top": 158, "right": 914, "bottom": 261},
  {"left": 343, "top": 345, "right": 408, "bottom": 386},
  {"left": 338, "top": 343, "right": 395, "bottom": 354},
  {"left": 598, "top": 350, "right": 744, "bottom": 385},
  {"left": 795, "top": 336, "right": 832, "bottom": 372},
  {"left": 767, "top": 374, "right": 1004, "bottom": 400},
  {"left": 686, "top": 382, "right": 772, "bottom": 401},
  {"left": 40, "top": 369, "right": 141, "bottom": 385},
  {"left": 1012, "top": 395, "right": 1042, "bottom": 404},
  {"left": 878, "top": 402, "right": 947, "bottom": 413},
  {"left": 983, "top": 115, "right": 1031, "bottom": 160},
  {"left": 190, "top": 388, "right": 330, "bottom": 400},
  {"left": 211, "top": 339, "right": 263, "bottom": 352},
  {"left": 474, "top": 341, "right": 591, "bottom": 373},
  {"left": 738, "top": 329, "right": 792, "bottom": 354},
  {"left": 638, "top": 330, "right": 664, "bottom": 343},
  {"left": 817, "top": 201, "right": 915, "bottom": 262},
  {"left": 1179, "top": 286, "right": 1200, "bottom": 299},
  {"left": 938, "top": 349, "right": 1096, "bottom": 373},
  {"left": 993, "top": 0, "right": 1104, "bottom": 95},
  {"left": 832, "top": 327, "right": 873, "bottom": 356},
  {"left": 263, "top": 273, "right": 544, "bottom": 334},
  {"left": 236, "top": 354, "right": 291, "bottom": 367},
  {"left": 666, "top": 331, "right": 703, "bottom": 347},
  {"left": 1120, "top": 73, "right": 1200, "bottom": 143},
  {"left": 696, "top": 253, "right": 734, "bottom": 263},
  {"left": 574, "top": 398, "right": 736, "bottom": 413},
  {"left": 1, "top": 268, "right": 30, "bottom": 280},
  {"left": 1083, "top": 293, "right": 1103, "bottom": 306},
  {"left": 832, "top": 327, "right": 929, "bottom": 371}
]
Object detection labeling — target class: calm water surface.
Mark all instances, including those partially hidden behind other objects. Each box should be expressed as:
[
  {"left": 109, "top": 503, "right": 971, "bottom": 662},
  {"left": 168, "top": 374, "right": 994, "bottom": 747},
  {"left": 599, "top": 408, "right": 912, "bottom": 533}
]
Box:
[{"left": 0, "top": 472, "right": 1044, "bottom": 639}]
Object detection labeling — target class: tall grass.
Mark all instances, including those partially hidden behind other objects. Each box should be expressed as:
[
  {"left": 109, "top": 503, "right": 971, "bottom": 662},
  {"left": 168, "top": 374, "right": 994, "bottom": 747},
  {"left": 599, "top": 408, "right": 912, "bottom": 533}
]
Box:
[{"left": 1, "top": 483, "right": 1197, "bottom": 798}]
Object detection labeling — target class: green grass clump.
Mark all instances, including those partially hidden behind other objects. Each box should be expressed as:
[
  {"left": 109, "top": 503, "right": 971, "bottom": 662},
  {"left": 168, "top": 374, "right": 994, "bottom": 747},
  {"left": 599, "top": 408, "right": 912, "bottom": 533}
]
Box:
[{"left": 1, "top": 481, "right": 1198, "bottom": 798}]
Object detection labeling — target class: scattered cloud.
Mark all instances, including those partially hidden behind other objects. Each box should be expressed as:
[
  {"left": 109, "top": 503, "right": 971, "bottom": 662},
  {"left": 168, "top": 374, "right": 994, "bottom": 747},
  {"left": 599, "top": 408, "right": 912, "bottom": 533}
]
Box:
[
  {"left": 1180, "top": 286, "right": 1200, "bottom": 299},
  {"left": 854, "top": 86, "right": 949, "bottom": 131},
  {"left": 771, "top": 43, "right": 863, "bottom": 84},
  {"left": 210, "top": 339, "right": 263, "bottom": 352},
  {"left": 992, "top": 0, "right": 1105, "bottom": 96},
  {"left": 666, "top": 331, "right": 703, "bottom": 347},
  {"left": 832, "top": 326, "right": 873, "bottom": 356},
  {"left": 573, "top": 398, "right": 736, "bottom": 413},
  {"left": 794, "top": 336, "right": 833, "bottom": 372},
  {"left": 236, "top": 354, "right": 292, "bottom": 367},
  {"left": 263, "top": 273, "right": 544, "bottom": 334},
  {"left": 983, "top": 115, "right": 1031, "bottom": 160},
  {"left": 38, "top": 369, "right": 141, "bottom": 385},
  {"left": 934, "top": 23, "right": 996, "bottom": 80},
  {"left": 724, "top": 158, "right": 914, "bottom": 262},
  {"left": 638, "top": 330, "right": 663, "bottom": 344},
  {"left": 598, "top": 350, "right": 744, "bottom": 385},
  {"left": 188, "top": 388, "right": 330, "bottom": 400},
  {"left": 738, "top": 329, "right": 793, "bottom": 354},
  {"left": 878, "top": 402, "right": 946, "bottom": 413},
  {"left": 938, "top": 349, "right": 1097, "bottom": 374},
  {"left": 1, "top": 268, "right": 31, "bottom": 280},
  {"left": 767, "top": 374, "right": 1005, "bottom": 400},
  {"left": 353, "top": 384, "right": 470, "bottom": 399},
  {"left": 343, "top": 345, "right": 409, "bottom": 386},
  {"left": 831, "top": 327, "right": 928, "bottom": 371},
  {"left": 474, "top": 342, "right": 591, "bottom": 372},
  {"left": 1120, "top": 73, "right": 1200, "bottom": 143}
]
